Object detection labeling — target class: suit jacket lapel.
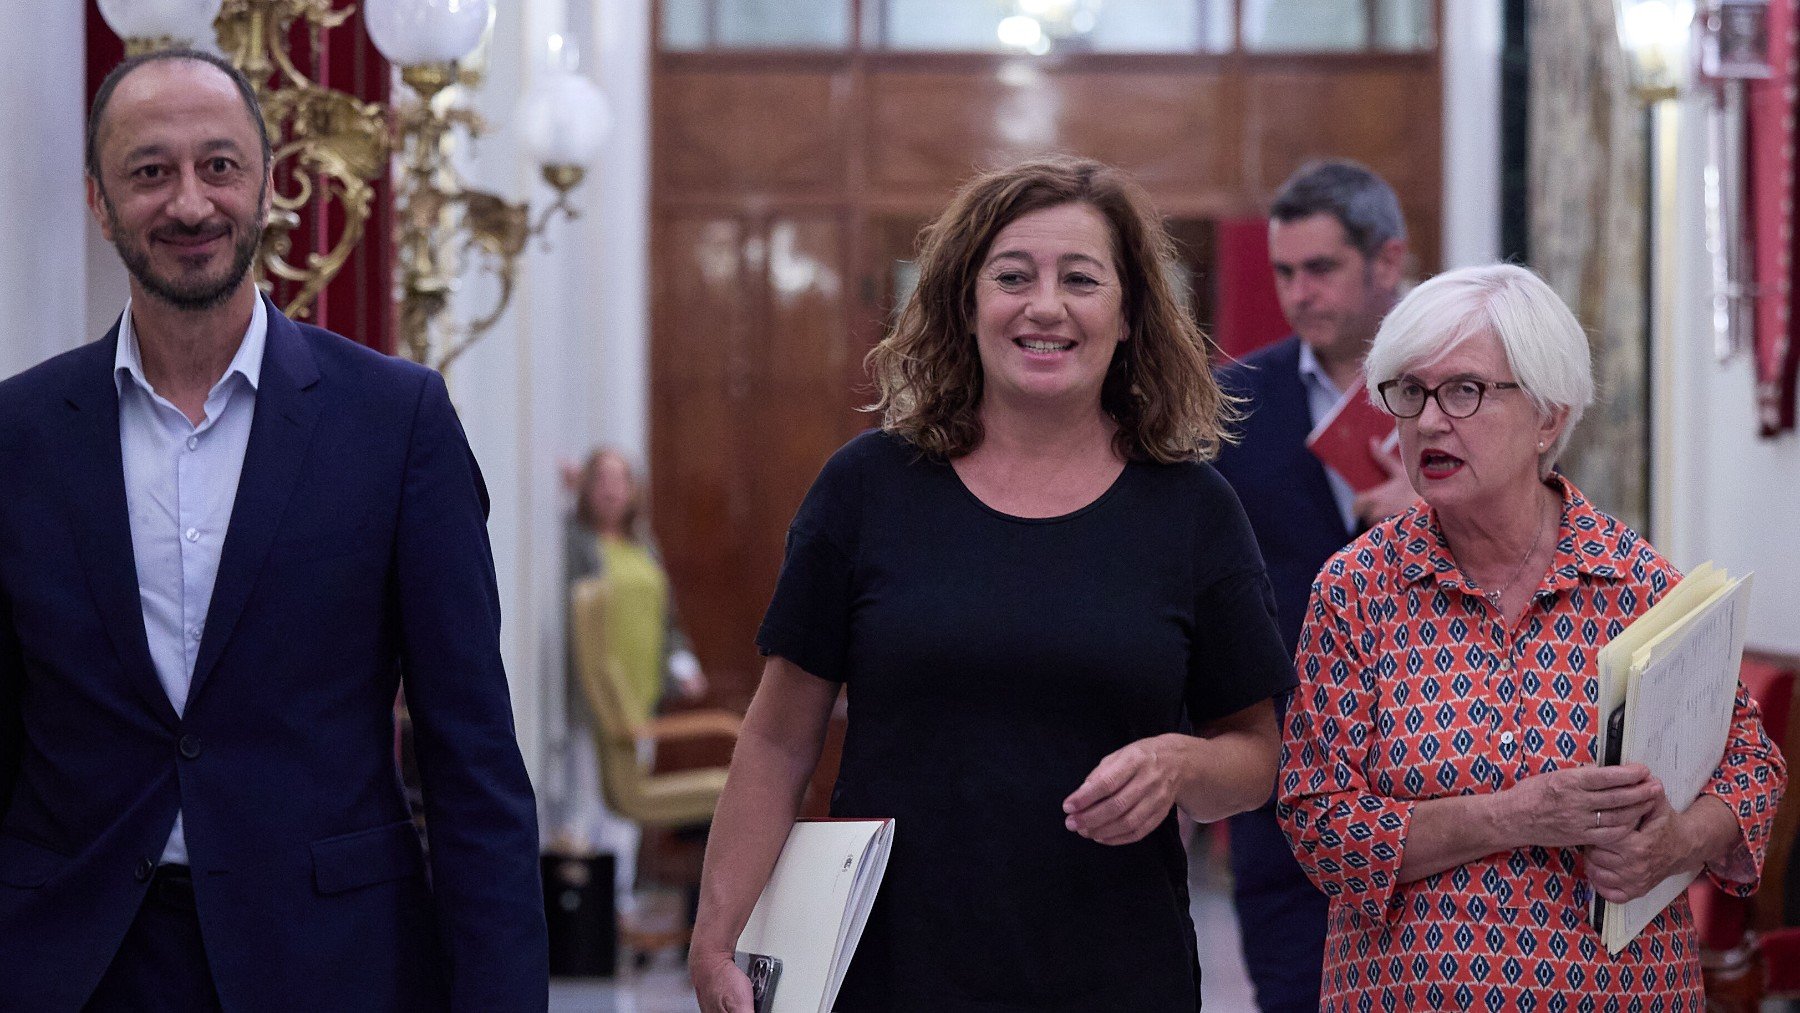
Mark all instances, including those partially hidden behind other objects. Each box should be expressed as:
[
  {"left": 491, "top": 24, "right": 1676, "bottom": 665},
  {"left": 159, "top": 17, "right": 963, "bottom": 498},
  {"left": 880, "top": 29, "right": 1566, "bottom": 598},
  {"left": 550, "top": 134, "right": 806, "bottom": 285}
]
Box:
[
  {"left": 189, "top": 304, "right": 322, "bottom": 703},
  {"left": 58, "top": 324, "right": 179, "bottom": 728}
]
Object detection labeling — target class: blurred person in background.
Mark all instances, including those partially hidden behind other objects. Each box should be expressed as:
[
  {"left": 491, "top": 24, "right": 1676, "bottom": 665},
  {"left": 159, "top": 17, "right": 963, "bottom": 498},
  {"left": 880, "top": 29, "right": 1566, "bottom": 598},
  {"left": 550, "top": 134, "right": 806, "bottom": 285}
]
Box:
[{"left": 543, "top": 447, "right": 708, "bottom": 916}]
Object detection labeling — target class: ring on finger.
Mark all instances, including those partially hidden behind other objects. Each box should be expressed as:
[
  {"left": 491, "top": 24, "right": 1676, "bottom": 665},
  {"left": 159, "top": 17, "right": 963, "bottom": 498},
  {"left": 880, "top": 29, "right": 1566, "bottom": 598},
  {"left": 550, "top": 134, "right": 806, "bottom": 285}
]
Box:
[{"left": 1592, "top": 810, "right": 1602, "bottom": 829}]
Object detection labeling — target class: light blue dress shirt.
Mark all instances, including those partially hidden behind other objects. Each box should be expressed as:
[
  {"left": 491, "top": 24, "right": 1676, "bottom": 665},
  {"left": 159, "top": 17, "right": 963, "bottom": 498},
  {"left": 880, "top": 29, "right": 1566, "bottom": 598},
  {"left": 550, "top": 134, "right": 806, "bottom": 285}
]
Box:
[
  {"left": 1296, "top": 341, "right": 1359, "bottom": 533},
  {"left": 114, "top": 296, "right": 267, "bottom": 866}
]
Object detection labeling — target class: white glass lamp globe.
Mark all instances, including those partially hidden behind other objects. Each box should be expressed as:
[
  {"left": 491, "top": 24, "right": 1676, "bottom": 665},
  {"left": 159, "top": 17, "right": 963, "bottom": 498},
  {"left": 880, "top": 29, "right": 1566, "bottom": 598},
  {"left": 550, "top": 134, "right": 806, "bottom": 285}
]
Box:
[
  {"left": 521, "top": 73, "right": 609, "bottom": 168},
  {"left": 364, "top": 0, "right": 492, "bottom": 67},
  {"left": 97, "top": 0, "right": 224, "bottom": 46}
]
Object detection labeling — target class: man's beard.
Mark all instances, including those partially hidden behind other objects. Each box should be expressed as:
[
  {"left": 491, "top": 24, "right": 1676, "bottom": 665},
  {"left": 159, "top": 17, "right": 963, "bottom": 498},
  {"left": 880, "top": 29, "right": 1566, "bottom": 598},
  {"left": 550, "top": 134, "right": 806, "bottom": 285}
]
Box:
[{"left": 108, "top": 199, "right": 263, "bottom": 313}]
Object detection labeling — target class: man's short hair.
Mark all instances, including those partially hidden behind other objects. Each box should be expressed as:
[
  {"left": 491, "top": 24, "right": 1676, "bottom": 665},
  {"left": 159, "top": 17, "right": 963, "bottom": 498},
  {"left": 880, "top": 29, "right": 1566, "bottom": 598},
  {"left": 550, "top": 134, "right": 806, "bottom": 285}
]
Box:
[
  {"left": 86, "top": 48, "right": 271, "bottom": 184},
  {"left": 1269, "top": 159, "right": 1405, "bottom": 259}
]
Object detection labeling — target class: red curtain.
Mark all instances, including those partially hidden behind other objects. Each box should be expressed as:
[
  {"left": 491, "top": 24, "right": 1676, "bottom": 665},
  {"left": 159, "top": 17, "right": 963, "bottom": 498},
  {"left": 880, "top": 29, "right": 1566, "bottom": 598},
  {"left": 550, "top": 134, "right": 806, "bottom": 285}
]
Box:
[
  {"left": 85, "top": 1, "right": 394, "bottom": 353},
  {"left": 1750, "top": 0, "right": 1799, "bottom": 435},
  {"left": 1212, "top": 217, "right": 1291, "bottom": 362}
]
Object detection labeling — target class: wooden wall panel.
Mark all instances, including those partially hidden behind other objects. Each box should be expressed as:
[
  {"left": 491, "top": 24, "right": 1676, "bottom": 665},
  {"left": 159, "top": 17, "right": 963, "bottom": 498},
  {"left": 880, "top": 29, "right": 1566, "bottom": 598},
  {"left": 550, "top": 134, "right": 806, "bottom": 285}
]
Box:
[
  {"left": 867, "top": 70, "right": 1240, "bottom": 206},
  {"left": 655, "top": 71, "right": 853, "bottom": 195},
  {"left": 651, "top": 214, "right": 756, "bottom": 698},
  {"left": 651, "top": 212, "right": 855, "bottom": 706}
]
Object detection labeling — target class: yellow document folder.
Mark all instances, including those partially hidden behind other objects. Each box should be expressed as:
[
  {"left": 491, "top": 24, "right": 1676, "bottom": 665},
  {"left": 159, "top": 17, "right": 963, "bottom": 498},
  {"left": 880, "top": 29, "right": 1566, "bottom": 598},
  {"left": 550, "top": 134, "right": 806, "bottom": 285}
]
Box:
[{"left": 1591, "top": 563, "right": 1754, "bottom": 953}]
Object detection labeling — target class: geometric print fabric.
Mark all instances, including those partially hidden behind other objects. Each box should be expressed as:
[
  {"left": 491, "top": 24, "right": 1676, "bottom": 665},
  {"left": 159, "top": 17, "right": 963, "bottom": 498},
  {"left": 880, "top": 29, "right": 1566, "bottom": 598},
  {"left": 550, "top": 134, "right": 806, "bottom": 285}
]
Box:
[{"left": 1278, "top": 477, "right": 1786, "bottom": 1011}]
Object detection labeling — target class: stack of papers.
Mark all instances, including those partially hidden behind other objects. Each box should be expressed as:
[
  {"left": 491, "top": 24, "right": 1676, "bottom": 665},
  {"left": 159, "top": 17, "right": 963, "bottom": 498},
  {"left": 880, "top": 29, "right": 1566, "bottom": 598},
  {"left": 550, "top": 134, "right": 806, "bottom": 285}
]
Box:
[
  {"left": 735, "top": 818, "right": 895, "bottom": 1013},
  {"left": 1591, "top": 562, "right": 1754, "bottom": 953}
]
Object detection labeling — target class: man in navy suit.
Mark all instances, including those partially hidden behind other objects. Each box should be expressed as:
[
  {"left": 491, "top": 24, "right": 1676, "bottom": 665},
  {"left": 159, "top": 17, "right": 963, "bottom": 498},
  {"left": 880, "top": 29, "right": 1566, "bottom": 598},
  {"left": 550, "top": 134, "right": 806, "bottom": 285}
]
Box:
[
  {"left": 1212, "top": 160, "right": 1414, "bottom": 1012},
  {"left": 0, "top": 50, "right": 546, "bottom": 1011}
]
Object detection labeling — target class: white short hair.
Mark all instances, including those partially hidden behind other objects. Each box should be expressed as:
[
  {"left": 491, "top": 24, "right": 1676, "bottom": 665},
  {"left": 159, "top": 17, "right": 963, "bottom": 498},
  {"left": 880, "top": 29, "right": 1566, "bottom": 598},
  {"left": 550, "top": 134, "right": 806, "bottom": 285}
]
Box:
[{"left": 1363, "top": 263, "right": 1594, "bottom": 472}]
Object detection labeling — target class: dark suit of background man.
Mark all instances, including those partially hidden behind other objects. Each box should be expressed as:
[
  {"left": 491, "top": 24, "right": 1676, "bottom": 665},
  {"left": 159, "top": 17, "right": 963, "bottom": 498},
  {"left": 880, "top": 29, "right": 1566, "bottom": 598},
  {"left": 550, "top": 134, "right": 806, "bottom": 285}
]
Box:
[
  {"left": 1212, "top": 160, "right": 1414, "bottom": 1013},
  {"left": 0, "top": 50, "right": 547, "bottom": 1011}
]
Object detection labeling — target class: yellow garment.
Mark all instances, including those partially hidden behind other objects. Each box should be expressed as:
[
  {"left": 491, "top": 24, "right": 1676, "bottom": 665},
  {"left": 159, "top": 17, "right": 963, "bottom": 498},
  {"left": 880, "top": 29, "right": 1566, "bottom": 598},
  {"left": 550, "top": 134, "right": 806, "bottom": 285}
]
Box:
[{"left": 598, "top": 536, "right": 668, "bottom": 726}]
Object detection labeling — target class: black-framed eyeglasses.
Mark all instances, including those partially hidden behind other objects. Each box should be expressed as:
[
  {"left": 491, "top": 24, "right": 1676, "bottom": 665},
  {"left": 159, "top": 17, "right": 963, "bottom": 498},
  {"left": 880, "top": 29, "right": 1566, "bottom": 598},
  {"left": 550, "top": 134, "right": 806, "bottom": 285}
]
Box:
[{"left": 1376, "top": 377, "right": 1522, "bottom": 419}]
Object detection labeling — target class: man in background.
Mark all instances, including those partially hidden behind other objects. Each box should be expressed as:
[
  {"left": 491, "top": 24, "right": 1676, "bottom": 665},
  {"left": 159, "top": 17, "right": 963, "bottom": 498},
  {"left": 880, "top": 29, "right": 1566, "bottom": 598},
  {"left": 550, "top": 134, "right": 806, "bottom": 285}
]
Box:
[
  {"left": 1212, "top": 159, "right": 1415, "bottom": 1012},
  {"left": 0, "top": 50, "right": 545, "bottom": 1010}
]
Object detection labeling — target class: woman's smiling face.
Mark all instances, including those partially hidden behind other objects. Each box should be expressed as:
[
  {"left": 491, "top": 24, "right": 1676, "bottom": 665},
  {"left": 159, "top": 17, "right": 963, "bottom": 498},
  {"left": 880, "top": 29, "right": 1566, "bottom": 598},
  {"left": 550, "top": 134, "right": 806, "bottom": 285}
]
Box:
[{"left": 972, "top": 202, "right": 1127, "bottom": 413}]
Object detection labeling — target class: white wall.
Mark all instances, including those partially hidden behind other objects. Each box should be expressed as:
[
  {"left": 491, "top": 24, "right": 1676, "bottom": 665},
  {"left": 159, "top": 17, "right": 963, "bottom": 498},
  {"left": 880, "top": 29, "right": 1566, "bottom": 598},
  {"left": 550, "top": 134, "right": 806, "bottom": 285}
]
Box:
[
  {"left": 1440, "top": 0, "right": 1503, "bottom": 268},
  {"left": 1660, "top": 93, "right": 1800, "bottom": 656},
  {"left": 0, "top": 8, "right": 88, "bottom": 378},
  {"left": 442, "top": 0, "right": 650, "bottom": 822}
]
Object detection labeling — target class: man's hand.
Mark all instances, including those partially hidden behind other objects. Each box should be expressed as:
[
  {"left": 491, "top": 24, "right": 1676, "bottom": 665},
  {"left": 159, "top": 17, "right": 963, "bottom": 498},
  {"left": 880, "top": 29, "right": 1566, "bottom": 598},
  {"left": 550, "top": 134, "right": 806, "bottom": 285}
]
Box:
[
  {"left": 1062, "top": 735, "right": 1188, "bottom": 846},
  {"left": 1352, "top": 438, "right": 1415, "bottom": 527}
]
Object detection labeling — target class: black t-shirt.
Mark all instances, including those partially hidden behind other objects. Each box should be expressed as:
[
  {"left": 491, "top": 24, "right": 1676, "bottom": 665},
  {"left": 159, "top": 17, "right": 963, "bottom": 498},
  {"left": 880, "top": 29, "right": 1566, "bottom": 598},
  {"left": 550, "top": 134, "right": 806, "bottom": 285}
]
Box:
[{"left": 757, "top": 430, "right": 1296, "bottom": 1012}]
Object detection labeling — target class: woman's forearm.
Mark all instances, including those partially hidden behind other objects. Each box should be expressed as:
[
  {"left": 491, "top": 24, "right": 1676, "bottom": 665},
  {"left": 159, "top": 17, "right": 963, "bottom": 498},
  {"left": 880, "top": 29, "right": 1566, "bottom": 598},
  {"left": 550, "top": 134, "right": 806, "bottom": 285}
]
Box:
[
  {"left": 1677, "top": 794, "right": 1751, "bottom": 881},
  {"left": 1173, "top": 700, "right": 1280, "bottom": 823},
  {"left": 1394, "top": 792, "right": 1516, "bottom": 884},
  {"left": 690, "top": 662, "right": 837, "bottom": 957}
]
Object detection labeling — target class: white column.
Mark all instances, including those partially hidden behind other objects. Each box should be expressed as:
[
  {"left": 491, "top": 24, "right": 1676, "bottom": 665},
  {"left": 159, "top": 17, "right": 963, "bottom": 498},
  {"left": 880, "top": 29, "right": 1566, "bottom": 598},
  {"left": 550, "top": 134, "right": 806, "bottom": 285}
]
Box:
[
  {"left": 0, "top": 7, "right": 88, "bottom": 377},
  {"left": 1440, "top": 0, "right": 1503, "bottom": 268}
]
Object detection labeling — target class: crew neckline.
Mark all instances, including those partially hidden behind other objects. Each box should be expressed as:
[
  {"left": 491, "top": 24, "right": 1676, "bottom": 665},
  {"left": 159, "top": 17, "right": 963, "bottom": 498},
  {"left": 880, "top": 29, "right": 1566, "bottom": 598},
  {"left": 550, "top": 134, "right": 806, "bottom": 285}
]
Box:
[{"left": 944, "top": 458, "right": 1134, "bottom": 525}]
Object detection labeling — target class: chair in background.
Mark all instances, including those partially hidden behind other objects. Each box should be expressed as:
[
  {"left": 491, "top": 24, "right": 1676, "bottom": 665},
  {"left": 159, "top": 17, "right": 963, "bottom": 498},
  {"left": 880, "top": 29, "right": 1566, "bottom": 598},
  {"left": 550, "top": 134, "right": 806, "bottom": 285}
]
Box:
[
  {"left": 1691, "top": 654, "right": 1800, "bottom": 1012},
  {"left": 568, "top": 575, "right": 742, "bottom": 961}
]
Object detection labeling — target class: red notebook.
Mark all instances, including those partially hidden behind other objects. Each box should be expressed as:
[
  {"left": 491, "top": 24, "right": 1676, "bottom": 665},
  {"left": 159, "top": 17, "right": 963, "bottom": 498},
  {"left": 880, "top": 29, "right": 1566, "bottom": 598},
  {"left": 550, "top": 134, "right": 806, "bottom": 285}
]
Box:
[{"left": 1304, "top": 377, "right": 1399, "bottom": 492}]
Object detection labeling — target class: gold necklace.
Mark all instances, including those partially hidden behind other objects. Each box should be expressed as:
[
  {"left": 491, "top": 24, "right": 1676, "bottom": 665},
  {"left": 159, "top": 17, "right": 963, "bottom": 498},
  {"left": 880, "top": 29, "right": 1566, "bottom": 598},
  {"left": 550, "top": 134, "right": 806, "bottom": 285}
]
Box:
[{"left": 1479, "top": 496, "right": 1549, "bottom": 609}]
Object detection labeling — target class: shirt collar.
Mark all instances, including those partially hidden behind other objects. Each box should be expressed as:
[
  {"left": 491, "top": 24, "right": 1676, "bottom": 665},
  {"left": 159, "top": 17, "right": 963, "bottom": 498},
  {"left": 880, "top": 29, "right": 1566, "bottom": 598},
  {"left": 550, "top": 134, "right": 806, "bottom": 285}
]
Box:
[
  {"left": 114, "top": 294, "right": 268, "bottom": 399},
  {"left": 1295, "top": 341, "right": 1344, "bottom": 400},
  {"left": 1391, "top": 473, "right": 1628, "bottom": 596}
]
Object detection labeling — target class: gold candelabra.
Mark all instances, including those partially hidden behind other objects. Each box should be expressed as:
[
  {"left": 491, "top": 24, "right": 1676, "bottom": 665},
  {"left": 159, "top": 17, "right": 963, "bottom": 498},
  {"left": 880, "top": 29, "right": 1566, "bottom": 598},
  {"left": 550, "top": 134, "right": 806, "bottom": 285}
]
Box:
[
  {"left": 389, "top": 62, "right": 586, "bottom": 371},
  {"left": 214, "top": 0, "right": 389, "bottom": 321}
]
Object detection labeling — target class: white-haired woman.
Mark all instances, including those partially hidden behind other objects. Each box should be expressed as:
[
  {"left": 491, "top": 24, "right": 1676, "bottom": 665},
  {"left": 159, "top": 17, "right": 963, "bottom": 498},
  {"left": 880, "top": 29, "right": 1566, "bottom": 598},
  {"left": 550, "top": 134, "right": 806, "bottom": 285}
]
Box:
[{"left": 1277, "top": 263, "right": 1785, "bottom": 1010}]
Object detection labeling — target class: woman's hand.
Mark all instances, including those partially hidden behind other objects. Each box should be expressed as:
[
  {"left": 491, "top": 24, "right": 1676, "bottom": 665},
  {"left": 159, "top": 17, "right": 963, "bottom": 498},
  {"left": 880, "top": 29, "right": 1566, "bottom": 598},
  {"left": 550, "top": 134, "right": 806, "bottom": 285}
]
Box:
[
  {"left": 1586, "top": 793, "right": 1743, "bottom": 903},
  {"left": 690, "top": 949, "right": 755, "bottom": 1013},
  {"left": 1583, "top": 793, "right": 1685, "bottom": 904},
  {"left": 1062, "top": 734, "right": 1188, "bottom": 846},
  {"left": 1501, "top": 763, "right": 1663, "bottom": 850}
]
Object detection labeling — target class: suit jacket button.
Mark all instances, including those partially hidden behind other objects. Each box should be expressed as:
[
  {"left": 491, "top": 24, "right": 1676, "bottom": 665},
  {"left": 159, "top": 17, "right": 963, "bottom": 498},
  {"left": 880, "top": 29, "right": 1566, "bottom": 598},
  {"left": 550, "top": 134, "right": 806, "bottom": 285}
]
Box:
[
  {"left": 179, "top": 735, "right": 202, "bottom": 759},
  {"left": 135, "top": 858, "right": 154, "bottom": 882}
]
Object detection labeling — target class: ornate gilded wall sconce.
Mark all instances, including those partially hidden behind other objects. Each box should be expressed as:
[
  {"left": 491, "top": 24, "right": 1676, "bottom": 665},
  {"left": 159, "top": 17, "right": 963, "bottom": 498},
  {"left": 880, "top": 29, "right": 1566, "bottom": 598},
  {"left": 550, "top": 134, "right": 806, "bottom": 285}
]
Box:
[{"left": 366, "top": 0, "right": 607, "bottom": 370}]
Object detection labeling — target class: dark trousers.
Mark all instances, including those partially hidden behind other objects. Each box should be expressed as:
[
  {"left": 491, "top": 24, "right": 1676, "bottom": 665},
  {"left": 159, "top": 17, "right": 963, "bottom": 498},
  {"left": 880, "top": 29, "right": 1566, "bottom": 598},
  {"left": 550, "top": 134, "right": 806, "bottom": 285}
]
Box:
[
  {"left": 1227, "top": 803, "right": 1328, "bottom": 1013},
  {"left": 84, "top": 866, "right": 224, "bottom": 1013}
]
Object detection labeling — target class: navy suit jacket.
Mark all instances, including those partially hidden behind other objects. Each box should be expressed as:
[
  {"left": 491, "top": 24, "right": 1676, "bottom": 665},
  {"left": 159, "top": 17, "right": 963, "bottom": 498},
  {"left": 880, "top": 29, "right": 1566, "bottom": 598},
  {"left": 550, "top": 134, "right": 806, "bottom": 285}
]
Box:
[
  {"left": 0, "top": 304, "right": 547, "bottom": 1012},
  {"left": 1213, "top": 336, "right": 1355, "bottom": 658}
]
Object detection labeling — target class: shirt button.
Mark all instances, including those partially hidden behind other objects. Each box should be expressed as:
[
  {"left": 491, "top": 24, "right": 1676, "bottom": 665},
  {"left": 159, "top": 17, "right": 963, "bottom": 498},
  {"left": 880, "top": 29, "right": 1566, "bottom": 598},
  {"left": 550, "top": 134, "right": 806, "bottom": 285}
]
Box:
[
  {"left": 1500, "top": 731, "right": 1515, "bottom": 745},
  {"left": 188, "top": 626, "right": 202, "bottom": 642},
  {"left": 179, "top": 735, "right": 202, "bottom": 760},
  {"left": 1499, "top": 660, "right": 1513, "bottom": 672},
  {"left": 135, "top": 857, "right": 155, "bottom": 882},
  {"left": 186, "top": 436, "right": 198, "bottom": 450},
  {"left": 185, "top": 528, "right": 199, "bottom": 542}
]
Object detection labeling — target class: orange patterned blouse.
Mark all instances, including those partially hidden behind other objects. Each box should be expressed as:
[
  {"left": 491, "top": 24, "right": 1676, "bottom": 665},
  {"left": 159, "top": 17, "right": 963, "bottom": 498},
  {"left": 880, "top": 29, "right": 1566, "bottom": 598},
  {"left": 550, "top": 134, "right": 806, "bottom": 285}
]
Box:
[{"left": 1278, "top": 477, "right": 1786, "bottom": 1012}]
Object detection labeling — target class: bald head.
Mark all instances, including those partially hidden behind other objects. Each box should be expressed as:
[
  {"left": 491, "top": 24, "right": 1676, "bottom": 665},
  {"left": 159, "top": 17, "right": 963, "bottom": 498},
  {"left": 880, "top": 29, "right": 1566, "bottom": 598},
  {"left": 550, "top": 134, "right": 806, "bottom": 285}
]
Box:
[{"left": 87, "top": 49, "right": 270, "bottom": 187}]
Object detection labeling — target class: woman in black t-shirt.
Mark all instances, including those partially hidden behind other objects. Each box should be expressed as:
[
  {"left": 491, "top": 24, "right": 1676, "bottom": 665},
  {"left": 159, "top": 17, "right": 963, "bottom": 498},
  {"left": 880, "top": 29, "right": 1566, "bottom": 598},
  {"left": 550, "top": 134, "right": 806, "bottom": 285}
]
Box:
[{"left": 690, "top": 156, "right": 1297, "bottom": 1013}]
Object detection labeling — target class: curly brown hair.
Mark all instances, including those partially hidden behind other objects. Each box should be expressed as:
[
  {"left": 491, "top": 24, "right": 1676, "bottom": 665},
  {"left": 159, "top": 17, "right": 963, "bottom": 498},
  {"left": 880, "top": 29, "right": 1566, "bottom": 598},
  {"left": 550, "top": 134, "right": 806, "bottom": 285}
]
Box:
[{"left": 865, "top": 155, "right": 1235, "bottom": 463}]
